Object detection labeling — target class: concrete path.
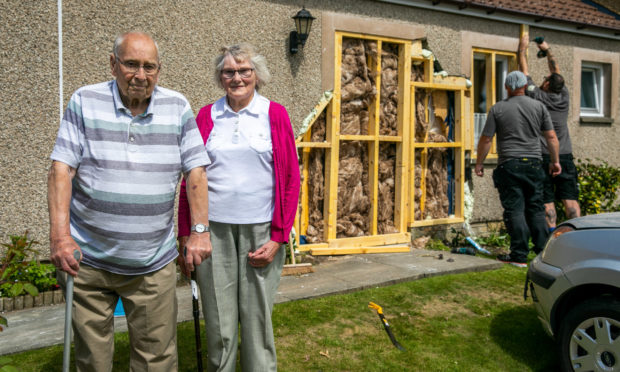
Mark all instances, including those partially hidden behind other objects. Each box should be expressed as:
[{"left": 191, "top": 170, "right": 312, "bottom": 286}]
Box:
[{"left": 0, "top": 250, "right": 502, "bottom": 356}]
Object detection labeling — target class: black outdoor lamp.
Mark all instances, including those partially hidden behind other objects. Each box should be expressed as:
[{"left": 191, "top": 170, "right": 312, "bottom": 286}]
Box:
[{"left": 289, "top": 7, "right": 315, "bottom": 54}]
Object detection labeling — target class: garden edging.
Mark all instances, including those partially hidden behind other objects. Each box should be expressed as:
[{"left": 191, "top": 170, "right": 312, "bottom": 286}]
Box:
[{"left": 0, "top": 290, "right": 64, "bottom": 313}]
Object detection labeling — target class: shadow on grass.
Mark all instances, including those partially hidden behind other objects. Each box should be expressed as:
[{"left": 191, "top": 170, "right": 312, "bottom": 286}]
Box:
[{"left": 490, "top": 305, "right": 560, "bottom": 372}]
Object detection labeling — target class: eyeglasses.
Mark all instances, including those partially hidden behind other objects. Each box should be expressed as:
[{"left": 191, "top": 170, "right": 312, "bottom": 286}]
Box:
[
  {"left": 221, "top": 68, "right": 254, "bottom": 79},
  {"left": 116, "top": 57, "right": 160, "bottom": 76}
]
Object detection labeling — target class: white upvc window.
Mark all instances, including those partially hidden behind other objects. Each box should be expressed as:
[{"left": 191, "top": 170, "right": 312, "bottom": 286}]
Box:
[{"left": 580, "top": 62, "right": 605, "bottom": 117}]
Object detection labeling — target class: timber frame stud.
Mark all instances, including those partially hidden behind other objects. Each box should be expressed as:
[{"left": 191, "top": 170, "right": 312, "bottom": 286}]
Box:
[{"left": 409, "top": 42, "right": 468, "bottom": 227}]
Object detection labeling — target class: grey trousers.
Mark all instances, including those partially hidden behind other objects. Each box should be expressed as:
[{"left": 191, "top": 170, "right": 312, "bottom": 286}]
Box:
[{"left": 196, "top": 221, "right": 285, "bottom": 372}]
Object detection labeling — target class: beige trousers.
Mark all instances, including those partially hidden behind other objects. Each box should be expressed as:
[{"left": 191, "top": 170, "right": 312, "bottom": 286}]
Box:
[{"left": 59, "top": 261, "right": 178, "bottom": 372}]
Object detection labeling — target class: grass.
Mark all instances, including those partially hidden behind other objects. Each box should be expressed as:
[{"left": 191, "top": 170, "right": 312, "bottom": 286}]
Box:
[{"left": 3, "top": 266, "right": 559, "bottom": 371}]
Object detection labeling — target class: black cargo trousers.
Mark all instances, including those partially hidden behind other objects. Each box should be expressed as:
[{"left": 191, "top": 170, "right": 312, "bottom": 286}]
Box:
[{"left": 493, "top": 157, "right": 549, "bottom": 262}]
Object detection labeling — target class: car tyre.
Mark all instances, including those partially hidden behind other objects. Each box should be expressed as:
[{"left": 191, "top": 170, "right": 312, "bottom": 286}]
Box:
[{"left": 558, "top": 297, "right": 620, "bottom": 372}]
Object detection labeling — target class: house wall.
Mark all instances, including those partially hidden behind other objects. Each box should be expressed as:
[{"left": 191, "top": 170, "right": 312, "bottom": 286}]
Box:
[{"left": 1, "top": 0, "right": 618, "bottom": 255}]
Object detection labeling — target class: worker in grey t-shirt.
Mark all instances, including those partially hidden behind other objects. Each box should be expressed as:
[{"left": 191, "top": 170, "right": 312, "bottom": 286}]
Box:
[
  {"left": 475, "top": 71, "right": 561, "bottom": 267},
  {"left": 518, "top": 32, "right": 581, "bottom": 231}
]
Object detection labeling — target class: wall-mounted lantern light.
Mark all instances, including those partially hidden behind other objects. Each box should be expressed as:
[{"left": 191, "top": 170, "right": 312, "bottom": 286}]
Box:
[{"left": 289, "top": 7, "right": 315, "bottom": 54}]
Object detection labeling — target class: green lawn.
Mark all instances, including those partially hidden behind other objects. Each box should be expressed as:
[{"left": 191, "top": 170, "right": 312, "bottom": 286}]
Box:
[{"left": 2, "top": 266, "right": 559, "bottom": 371}]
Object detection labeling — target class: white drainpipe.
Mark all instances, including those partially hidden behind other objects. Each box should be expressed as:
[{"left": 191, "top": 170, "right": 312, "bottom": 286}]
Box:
[{"left": 58, "top": 0, "right": 63, "bottom": 120}]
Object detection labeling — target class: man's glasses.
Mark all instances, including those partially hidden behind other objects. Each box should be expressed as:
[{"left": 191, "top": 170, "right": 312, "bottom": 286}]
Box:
[
  {"left": 221, "top": 68, "right": 254, "bottom": 79},
  {"left": 116, "top": 57, "right": 160, "bottom": 76}
]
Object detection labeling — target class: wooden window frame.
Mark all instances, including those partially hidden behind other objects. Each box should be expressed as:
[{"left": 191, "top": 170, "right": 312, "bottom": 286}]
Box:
[{"left": 470, "top": 48, "right": 517, "bottom": 159}]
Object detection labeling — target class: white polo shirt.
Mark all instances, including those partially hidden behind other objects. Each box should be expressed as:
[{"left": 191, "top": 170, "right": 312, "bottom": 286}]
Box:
[{"left": 206, "top": 92, "right": 275, "bottom": 224}]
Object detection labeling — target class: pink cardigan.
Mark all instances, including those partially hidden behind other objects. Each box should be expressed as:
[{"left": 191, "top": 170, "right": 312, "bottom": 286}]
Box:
[{"left": 177, "top": 101, "right": 300, "bottom": 243}]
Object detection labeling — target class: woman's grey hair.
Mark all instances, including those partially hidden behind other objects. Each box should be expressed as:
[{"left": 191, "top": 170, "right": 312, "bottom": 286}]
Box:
[
  {"left": 113, "top": 32, "right": 160, "bottom": 61},
  {"left": 214, "top": 43, "right": 271, "bottom": 91}
]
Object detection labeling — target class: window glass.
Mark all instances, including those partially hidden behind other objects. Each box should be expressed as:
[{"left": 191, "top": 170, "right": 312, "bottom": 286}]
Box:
[
  {"left": 581, "top": 63, "right": 604, "bottom": 116},
  {"left": 495, "top": 56, "right": 508, "bottom": 101},
  {"left": 473, "top": 55, "right": 487, "bottom": 113}
]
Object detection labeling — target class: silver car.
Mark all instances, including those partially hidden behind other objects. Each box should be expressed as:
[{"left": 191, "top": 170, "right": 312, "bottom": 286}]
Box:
[{"left": 527, "top": 212, "right": 620, "bottom": 372}]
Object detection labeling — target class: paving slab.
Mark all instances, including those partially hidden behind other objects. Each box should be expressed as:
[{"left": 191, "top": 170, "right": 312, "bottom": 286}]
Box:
[{"left": 0, "top": 250, "right": 502, "bottom": 356}]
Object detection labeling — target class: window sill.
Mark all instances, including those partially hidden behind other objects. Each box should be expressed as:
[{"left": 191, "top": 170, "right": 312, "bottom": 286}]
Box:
[{"left": 579, "top": 116, "right": 614, "bottom": 125}]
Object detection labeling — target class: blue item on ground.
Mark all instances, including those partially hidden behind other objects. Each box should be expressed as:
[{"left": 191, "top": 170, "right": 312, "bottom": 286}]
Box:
[
  {"left": 466, "top": 237, "right": 491, "bottom": 255},
  {"left": 114, "top": 299, "right": 125, "bottom": 317}
]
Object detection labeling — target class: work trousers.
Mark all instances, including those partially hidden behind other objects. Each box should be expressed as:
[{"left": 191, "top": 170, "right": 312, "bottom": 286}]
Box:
[
  {"left": 493, "top": 158, "right": 549, "bottom": 262},
  {"left": 59, "top": 261, "right": 178, "bottom": 372},
  {"left": 195, "top": 221, "right": 284, "bottom": 372}
]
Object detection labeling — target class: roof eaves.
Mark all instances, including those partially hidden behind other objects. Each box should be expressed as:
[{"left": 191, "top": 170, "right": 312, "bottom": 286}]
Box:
[
  {"left": 375, "top": 0, "right": 620, "bottom": 40},
  {"left": 444, "top": 0, "right": 620, "bottom": 33}
]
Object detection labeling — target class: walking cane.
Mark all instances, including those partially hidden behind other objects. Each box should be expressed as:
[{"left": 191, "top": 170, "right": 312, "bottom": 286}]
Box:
[
  {"left": 191, "top": 270, "right": 204, "bottom": 372},
  {"left": 63, "top": 250, "right": 82, "bottom": 372}
]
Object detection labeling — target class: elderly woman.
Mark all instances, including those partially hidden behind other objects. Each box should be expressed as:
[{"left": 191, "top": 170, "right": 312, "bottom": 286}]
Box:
[{"left": 177, "top": 44, "right": 300, "bottom": 372}]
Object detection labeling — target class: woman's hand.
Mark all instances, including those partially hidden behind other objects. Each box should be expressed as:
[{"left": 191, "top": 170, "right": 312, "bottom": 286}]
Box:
[{"left": 248, "top": 240, "right": 281, "bottom": 268}]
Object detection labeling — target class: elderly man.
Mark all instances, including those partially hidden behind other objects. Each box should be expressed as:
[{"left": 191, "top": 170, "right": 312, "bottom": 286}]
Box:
[
  {"left": 518, "top": 33, "right": 581, "bottom": 230},
  {"left": 48, "top": 31, "right": 211, "bottom": 371},
  {"left": 475, "top": 71, "right": 561, "bottom": 267}
]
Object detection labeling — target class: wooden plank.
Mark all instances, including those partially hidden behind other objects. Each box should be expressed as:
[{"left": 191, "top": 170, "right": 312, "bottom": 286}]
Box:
[
  {"left": 472, "top": 47, "right": 517, "bottom": 57},
  {"left": 339, "top": 134, "right": 375, "bottom": 141},
  {"left": 426, "top": 54, "right": 433, "bottom": 84},
  {"left": 369, "top": 140, "right": 379, "bottom": 236},
  {"left": 455, "top": 90, "right": 466, "bottom": 219},
  {"left": 412, "top": 142, "right": 462, "bottom": 148},
  {"left": 300, "top": 147, "right": 310, "bottom": 235},
  {"left": 296, "top": 142, "right": 332, "bottom": 148},
  {"left": 338, "top": 31, "right": 411, "bottom": 45},
  {"left": 282, "top": 263, "right": 315, "bottom": 276},
  {"left": 488, "top": 53, "right": 496, "bottom": 111},
  {"left": 420, "top": 90, "right": 429, "bottom": 217},
  {"left": 409, "top": 216, "right": 464, "bottom": 227},
  {"left": 411, "top": 40, "right": 422, "bottom": 56},
  {"left": 369, "top": 40, "right": 382, "bottom": 236},
  {"left": 433, "top": 75, "right": 471, "bottom": 87},
  {"left": 488, "top": 53, "right": 497, "bottom": 154},
  {"left": 410, "top": 82, "right": 467, "bottom": 91},
  {"left": 325, "top": 33, "right": 343, "bottom": 241},
  {"left": 395, "top": 41, "right": 412, "bottom": 232},
  {"left": 310, "top": 245, "right": 411, "bottom": 256},
  {"left": 408, "top": 86, "right": 415, "bottom": 225},
  {"left": 327, "top": 232, "right": 411, "bottom": 248},
  {"left": 297, "top": 243, "right": 329, "bottom": 252},
  {"left": 377, "top": 135, "right": 403, "bottom": 142}
]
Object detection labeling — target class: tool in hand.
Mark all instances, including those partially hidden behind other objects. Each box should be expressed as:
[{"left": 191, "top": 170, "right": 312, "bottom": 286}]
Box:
[
  {"left": 191, "top": 271, "right": 204, "bottom": 372},
  {"left": 368, "top": 302, "right": 406, "bottom": 351},
  {"left": 534, "top": 36, "right": 547, "bottom": 58},
  {"left": 63, "top": 249, "right": 82, "bottom": 372}
]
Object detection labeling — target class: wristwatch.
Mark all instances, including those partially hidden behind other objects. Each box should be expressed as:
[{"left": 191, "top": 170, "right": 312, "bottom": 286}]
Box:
[{"left": 191, "top": 223, "right": 210, "bottom": 233}]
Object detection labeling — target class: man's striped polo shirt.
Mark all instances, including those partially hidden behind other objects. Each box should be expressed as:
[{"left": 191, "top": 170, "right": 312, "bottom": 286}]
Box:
[{"left": 50, "top": 80, "right": 210, "bottom": 275}]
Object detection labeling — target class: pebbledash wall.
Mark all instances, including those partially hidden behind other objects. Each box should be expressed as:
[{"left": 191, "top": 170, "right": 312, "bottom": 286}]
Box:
[{"left": 1, "top": 0, "right": 619, "bottom": 256}]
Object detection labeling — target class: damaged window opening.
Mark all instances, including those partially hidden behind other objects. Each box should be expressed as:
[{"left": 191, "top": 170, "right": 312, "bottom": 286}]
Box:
[{"left": 471, "top": 49, "right": 516, "bottom": 155}]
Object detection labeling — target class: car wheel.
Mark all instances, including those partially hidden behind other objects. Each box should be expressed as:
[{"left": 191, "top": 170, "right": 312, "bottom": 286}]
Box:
[{"left": 558, "top": 297, "right": 620, "bottom": 372}]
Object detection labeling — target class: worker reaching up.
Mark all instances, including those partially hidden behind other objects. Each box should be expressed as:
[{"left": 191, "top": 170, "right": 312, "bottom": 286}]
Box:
[{"left": 518, "top": 32, "right": 581, "bottom": 231}]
